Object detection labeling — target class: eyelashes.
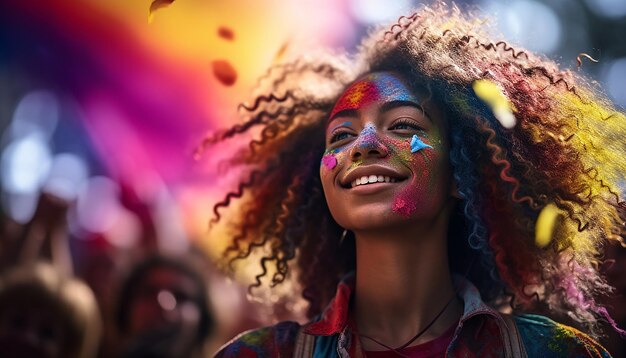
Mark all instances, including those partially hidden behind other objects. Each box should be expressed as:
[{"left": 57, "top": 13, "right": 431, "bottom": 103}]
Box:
[
  {"left": 329, "top": 130, "right": 354, "bottom": 144},
  {"left": 388, "top": 118, "right": 424, "bottom": 132},
  {"left": 328, "top": 118, "right": 424, "bottom": 144}
]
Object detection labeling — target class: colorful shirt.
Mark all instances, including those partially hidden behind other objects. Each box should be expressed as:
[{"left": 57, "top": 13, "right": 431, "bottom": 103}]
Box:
[{"left": 215, "top": 274, "right": 612, "bottom": 357}]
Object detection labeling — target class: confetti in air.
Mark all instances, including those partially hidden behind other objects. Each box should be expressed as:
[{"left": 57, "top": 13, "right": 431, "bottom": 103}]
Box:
[
  {"left": 410, "top": 134, "right": 432, "bottom": 153},
  {"left": 212, "top": 60, "right": 237, "bottom": 86},
  {"left": 218, "top": 26, "right": 235, "bottom": 41},
  {"left": 274, "top": 41, "right": 290, "bottom": 62},
  {"left": 472, "top": 79, "right": 516, "bottom": 129},
  {"left": 576, "top": 53, "right": 599, "bottom": 69},
  {"left": 148, "top": 0, "right": 175, "bottom": 24},
  {"left": 535, "top": 202, "right": 561, "bottom": 248}
]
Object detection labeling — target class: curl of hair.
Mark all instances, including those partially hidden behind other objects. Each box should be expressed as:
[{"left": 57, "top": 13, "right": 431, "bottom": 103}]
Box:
[{"left": 207, "top": 2, "right": 626, "bottom": 336}]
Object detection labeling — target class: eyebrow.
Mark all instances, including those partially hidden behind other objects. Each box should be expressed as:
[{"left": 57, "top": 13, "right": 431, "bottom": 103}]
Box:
[
  {"left": 380, "top": 100, "right": 431, "bottom": 121},
  {"left": 329, "top": 108, "right": 358, "bottom": 121},
  {"left": 328, "top": 100, "right": 431, "bottom": 122}
]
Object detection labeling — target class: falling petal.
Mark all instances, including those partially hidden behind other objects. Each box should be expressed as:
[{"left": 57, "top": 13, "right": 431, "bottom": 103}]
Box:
[
  {"left": 535, "top": 202, "right": 560, "bottom": 248},
  {"left": 472, "top": 79, "right": 516, "bottom": 129},
  {"left": 148, "top": 0, "right": 175, "bottom": 24},
  {"left": 410, "top": 134, "right": 432, "bottom": 153},
  {"left": 212, "top": 60, "right": 237, "bottom": 86},
  {"left": 218, "top": 26, "right": 235, "bottom": 41},
  {"left": 274, "top": 41, "right": 290, "bottom": 62}
]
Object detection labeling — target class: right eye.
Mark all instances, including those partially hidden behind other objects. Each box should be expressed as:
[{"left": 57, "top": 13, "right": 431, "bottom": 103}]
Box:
[{"left": 329, "top": 131, "right": 354, "bottom": 144}]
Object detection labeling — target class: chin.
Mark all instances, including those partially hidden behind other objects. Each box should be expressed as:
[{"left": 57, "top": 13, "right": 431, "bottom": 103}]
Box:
[{"left": 335, "top": 204, "right": 414, "bottom": 232}]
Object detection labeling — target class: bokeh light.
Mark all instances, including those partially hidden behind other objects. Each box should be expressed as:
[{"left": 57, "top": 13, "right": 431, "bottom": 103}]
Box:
[
  {"left": 1, "top": 133, "right": 52, "bottom": 195},
  {"left": 43, "top": 153, "right": 89, "bottom": 201},
  {"left": 481, "top": 0, "right": 562, "bottom": 54},
  {"left": 584, "top": 0, "right": 626, "bottom": 19},
  {"left": 349, "top": 0, "right": 414, "bottom": 24},
  {"left": 601, "top": 57, "right": 626, "bottom": 108}
]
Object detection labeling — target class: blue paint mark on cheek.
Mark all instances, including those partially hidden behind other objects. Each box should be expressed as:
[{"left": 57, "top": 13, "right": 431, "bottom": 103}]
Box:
[{"left": 410, "top": 134, "right": 433, "bottom": 153}]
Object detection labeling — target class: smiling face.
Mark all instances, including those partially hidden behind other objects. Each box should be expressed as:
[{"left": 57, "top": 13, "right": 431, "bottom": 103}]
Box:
[{"left": 320, "top": 72, "right": 455, "bottom": 232}]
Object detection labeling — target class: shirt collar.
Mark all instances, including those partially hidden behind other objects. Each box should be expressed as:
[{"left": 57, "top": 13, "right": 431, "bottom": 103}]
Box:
[{"left": 303, "top": 272, "right": 500, "bottom": 336}]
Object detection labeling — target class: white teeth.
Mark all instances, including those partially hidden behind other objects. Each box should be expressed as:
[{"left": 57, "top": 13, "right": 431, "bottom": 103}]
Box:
[{"left": 351, "top": 175, "right": 397, "bottom": 187}]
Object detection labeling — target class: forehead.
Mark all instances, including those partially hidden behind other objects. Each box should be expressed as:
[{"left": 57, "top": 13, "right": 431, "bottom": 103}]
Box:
[{"left": 330, "top": 72, "right": 419, "bottom": 118}]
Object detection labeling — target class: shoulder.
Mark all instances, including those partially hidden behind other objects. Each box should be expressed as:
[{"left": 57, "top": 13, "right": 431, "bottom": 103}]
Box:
[
  {"left": 513, "top": 313, "right": 612, "bottom": 358},
  {"left": 214, "top": 321, "right": 301, "bottom": 358}
]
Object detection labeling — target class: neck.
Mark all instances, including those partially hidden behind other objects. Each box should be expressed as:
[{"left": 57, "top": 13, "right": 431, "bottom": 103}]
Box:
[{"left": 352, "top": 217, "right": 463, "bottom": 350}]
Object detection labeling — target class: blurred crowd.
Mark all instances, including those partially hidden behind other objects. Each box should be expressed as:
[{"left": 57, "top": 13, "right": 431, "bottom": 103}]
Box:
[{"left": 0, "top": 189, "right": 272, "bottom": 358}]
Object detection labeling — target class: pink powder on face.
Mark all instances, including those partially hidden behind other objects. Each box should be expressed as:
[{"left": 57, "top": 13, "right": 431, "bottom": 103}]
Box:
[
  {"left": 322, "top": 154, "right": 337, "bottom": 170},
  {"left": 392, "top": 187, "right": 418, "bottom": 217}
]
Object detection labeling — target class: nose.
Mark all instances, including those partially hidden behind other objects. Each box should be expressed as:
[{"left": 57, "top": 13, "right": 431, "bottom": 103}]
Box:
[{"left": 349, "top": 124, "right": 388, "bottom": 160}]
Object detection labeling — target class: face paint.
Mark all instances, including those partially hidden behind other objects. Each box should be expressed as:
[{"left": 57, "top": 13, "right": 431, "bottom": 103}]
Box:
[
  {"left": 321, "top": 71, "right": 452, "bottom": 228},
  {"left": 390, "top": 128, "right": 445, "bottom": 217},
  {"left": 392, "top": 185, "right": 419, "bottom": 217},
  {"left": 355, "top": 124, "right": 378, "bottom": 149},
  {"left": 322, "top": 154, "right": 338, "bottom": 170},
  {"left": 410, "top": 134, "right": 433, "bottom": 153},
  {"left": 329, "top": 73, "right": 422, "bottom": 119}
]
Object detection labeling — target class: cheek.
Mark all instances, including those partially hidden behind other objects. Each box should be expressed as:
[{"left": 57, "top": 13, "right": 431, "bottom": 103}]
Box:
[
  {"left": 320, "top": 146, "right": 350, "bottom": 175},
  {"left": 321, "top": 153, "right": 337, "bottom": 170},
  {"left": 389, "top": 135, "right": 447, "bottom": 217}
]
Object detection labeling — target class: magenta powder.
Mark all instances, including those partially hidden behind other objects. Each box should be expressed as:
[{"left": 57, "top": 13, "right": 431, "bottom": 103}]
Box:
[
  {"left": 322, "top": 154, "right": 337, "bottom": 170},
  {"left": 392, "top": 195, "right": 417, "bottom": 216}
]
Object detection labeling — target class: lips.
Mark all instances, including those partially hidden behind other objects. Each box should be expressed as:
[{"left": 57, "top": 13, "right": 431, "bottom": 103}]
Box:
[{"left": 341, "top": 164, "right": 407, "bottom": 189}]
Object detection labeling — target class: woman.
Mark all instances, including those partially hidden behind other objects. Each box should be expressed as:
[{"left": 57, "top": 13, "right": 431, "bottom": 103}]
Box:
[{"left": 210, "top": 3, "right": 625, "bottom": 357}]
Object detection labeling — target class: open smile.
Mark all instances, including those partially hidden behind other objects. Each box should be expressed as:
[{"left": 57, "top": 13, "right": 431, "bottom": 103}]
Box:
[
  {"left": 341, "top": 165, "right": 408, "bottom": 189},
  {"left": 351, "top": 175, "right": 399, "bottom": 188}
]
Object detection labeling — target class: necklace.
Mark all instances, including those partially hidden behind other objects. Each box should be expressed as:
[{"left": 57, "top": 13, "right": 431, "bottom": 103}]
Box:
[{"left": 358, "top": 294, "right": 457, "bottom": 357}]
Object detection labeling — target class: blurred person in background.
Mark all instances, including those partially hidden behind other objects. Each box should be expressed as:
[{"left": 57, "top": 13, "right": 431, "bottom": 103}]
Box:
[
  {"left": 0, "top": 262, "right": 101, "bottom": 358},
  {"left": 208, "top": 2, "right": 626, "bottom": 357},
  {"left": 114, "top": 253, "right": 215, "bottom": 358},
  {"left": 0, "top": 190, "right": 102, "bottom": 358}
]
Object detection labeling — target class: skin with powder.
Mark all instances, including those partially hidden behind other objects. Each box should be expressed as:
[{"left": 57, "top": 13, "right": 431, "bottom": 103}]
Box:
[
  {"left": 213, "top": 6, "right": 625, "bottom": 355},
  {"left": 319, "top": 71, "right": 463, "bottom": 350}
]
